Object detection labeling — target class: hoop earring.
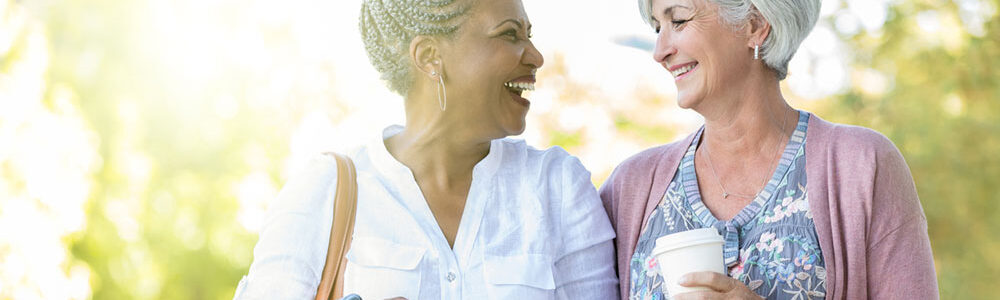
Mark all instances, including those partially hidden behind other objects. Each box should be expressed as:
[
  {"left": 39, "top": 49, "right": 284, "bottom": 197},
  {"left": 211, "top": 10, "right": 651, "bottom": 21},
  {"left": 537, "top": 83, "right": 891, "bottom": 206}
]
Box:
[
  {"left": 431, "top": 71, "right": 447, "bottom": 111},
  {"left": 753, "top": 44, "right": 760, "bottom": 60}
]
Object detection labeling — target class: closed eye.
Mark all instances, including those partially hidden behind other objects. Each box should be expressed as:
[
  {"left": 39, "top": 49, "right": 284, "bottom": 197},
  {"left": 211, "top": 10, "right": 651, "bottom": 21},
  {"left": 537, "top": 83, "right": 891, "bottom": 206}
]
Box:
[{"left": 671, "top": 19, "right": 690, "bottom": 28}]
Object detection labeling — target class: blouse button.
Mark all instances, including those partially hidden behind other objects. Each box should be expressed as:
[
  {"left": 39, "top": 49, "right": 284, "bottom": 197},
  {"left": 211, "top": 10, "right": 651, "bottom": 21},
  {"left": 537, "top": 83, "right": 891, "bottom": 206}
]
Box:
[{"left": 446, "top": 272, "right": 456, "bottom": 282}]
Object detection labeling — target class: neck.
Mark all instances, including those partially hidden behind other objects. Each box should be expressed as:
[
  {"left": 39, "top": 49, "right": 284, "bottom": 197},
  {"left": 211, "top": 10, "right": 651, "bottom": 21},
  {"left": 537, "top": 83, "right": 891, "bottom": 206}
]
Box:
[
  {"left": 696, "top": 72, "right": 794, "bottom": 158},
  {"left": 386, "top": 93, "right": 492, "bottom": 190}
]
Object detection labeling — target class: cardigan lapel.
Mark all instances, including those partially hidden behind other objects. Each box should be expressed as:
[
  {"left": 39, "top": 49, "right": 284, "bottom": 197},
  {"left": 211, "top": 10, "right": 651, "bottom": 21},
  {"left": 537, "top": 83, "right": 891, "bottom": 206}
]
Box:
[
  {"left": 803, "top": 113, "right": 841, "bottom": 299},
  {"left": 638, "top": 132, "right": 697, "bottom": 241}
]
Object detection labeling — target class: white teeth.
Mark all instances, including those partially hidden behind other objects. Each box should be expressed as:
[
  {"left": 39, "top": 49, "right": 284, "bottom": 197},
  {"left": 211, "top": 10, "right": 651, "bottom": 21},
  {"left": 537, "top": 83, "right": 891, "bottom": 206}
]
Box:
[
  {"left": 504, "top": 81, "right": 535, "bottom": 91},
  {"left": 671, "top": 64, "right": 696, "bottom": 77}
]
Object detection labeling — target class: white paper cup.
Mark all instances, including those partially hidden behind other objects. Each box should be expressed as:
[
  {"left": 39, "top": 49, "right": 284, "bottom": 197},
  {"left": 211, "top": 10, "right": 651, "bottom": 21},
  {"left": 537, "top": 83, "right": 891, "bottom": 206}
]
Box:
[{"left": 651, "top": 228, "right": 725, "bottom": 297}]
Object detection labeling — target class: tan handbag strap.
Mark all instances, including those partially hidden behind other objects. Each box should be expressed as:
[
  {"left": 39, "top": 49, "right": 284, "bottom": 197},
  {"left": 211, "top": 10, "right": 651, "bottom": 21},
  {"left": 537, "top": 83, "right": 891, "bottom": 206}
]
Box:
[{"left": 315, "top": 152, "right": 357, "bottom": 300}]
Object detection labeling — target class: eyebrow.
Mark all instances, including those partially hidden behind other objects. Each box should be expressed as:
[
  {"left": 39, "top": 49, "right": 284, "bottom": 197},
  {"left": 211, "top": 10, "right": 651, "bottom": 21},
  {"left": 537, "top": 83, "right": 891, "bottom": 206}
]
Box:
[
  {"left": 494, "top": 19, "right": 532, "bottom": 32},
  {"left": 662, "top": 5, "right": 691, "bottom": 17}
]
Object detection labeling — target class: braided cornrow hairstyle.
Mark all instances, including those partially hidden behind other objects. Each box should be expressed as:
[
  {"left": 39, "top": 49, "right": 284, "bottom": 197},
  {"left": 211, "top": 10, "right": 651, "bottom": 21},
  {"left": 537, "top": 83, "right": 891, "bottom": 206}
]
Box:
[{"left": 360, "top": 0, "right": 471, "bottom": 95}]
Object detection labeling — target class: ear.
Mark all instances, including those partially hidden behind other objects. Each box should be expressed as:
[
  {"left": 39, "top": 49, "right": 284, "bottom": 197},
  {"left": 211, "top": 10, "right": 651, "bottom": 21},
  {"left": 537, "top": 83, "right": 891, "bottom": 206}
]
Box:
[
  {"left": 745, "top": 11, "right": 771, "bottom": 48},
  {"left": 410, "top": 35, "right": 442, "bottom": 79}
]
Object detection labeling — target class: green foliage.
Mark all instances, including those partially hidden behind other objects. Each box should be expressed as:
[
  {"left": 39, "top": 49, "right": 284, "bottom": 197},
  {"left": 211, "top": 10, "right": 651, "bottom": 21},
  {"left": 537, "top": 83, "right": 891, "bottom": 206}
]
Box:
[
  {"left": 23, "top": 0, "right": 295, "bottom": 298},
  {"left": 2, "top": 0, "right": 997, "bottom": 299},
  {"left": 815, "top": 1, "right": 1000, "bottom": 298}
]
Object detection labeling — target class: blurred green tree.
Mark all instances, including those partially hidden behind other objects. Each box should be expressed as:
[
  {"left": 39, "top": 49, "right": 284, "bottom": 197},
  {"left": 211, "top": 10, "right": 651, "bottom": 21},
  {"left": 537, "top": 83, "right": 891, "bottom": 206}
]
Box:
[
  {"left": 813, "top": 1, "right": 1000, "bottom": 298},
  {"left": 1, "top": 0, "right": 996, "bottom": 299}
]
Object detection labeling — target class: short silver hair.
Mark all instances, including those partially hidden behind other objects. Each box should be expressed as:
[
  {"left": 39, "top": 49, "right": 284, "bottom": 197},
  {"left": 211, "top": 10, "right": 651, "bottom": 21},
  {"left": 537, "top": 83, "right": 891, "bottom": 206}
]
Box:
[
  {"left": 638, "top": 0, "right": 821, "bottom": 80},
  {"left": 359, "top": 0, "right": 472, "bottom": 95}
]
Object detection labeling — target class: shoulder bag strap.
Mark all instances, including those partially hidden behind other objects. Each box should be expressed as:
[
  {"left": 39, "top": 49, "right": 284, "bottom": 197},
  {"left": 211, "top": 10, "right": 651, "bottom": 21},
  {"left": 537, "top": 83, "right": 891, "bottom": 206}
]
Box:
[{"left": 315, "top": 152, "right": 357, "bottom": 300}]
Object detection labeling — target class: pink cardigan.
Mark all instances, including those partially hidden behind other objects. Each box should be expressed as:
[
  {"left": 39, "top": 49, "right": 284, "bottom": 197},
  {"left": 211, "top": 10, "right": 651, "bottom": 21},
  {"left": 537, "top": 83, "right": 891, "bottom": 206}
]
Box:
[{"left": 599, "top": 113, "right": 939, "bottom": 299}]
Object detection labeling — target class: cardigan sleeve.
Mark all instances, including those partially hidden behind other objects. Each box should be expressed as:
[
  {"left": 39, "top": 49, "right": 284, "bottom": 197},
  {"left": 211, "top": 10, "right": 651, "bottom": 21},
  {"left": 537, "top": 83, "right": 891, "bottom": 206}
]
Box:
[
  {"left": 598, "top": 141, "right": 689, "bottom": 300},
  {"left": 599, "top": 166, "right": 621, "bottom": 232},
  {"left": 864, "top": 135, "right": 939, "bottom": 299}
]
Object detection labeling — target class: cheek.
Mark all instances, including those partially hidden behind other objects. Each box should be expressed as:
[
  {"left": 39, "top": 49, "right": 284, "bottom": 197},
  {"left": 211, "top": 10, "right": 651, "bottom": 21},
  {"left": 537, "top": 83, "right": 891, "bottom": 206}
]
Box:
[
  {"left": 456, "top": 44, "right": 502, "bottom": 73},
  {"left": 479, "top": 44, "right": 521, "bottom": 73},
  {"left": 708, "top": 44, "right": 749, "bottom": 78},
  {"left": 680, "top": 34, "right": 737, "bottom": 74},
  {"left": 464, "top": 46, "right": 520, "bottom": 87}
]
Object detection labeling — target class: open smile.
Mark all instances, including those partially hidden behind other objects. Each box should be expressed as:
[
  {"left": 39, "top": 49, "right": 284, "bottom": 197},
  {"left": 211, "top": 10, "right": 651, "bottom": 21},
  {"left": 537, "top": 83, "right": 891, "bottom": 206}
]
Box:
[
  {"left": 503, "top": 76, "right": 535, "bottom": 107},
  {"left": 669, "top": 62, "right": 698, "bottom": 80}
]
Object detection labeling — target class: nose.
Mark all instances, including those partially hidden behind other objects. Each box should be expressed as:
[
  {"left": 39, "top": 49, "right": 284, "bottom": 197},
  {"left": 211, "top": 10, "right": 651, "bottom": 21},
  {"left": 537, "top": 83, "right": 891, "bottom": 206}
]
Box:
[
  {"left": 652, "top": 29, "right": 675, "bottom": 65},
  {"left": 523, "top": 41, "right": 545, "bottom": 69}
]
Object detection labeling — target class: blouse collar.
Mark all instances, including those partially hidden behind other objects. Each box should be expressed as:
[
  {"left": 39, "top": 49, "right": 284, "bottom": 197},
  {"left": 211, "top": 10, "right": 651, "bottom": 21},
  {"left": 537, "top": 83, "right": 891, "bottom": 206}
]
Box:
[{"left": 366, "top": 125, "right": 504, "bottom": 189}]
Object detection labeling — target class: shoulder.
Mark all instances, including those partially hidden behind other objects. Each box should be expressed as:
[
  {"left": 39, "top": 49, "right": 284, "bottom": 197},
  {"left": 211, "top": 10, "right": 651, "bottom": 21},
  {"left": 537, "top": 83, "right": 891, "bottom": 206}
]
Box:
[
  {"left": 269, "top": 154, "right": 341, "bottom": 215},
  {"left": 616, "top": 142, "right": 683, "bottom": 173},
  {"left": 824, "top": 123, "right": 896, "bottom": 150},
  {"left": 807, "top": 114, "right": 904, "bottom": 165},
  {"left": 288, "top": 154, "right": 341, "bottom": 187},
  {"left": 498, "top": 137, "right": 588, "bottom": 178},
  {"left": 599, "top": 133, "right": 693, "bottom": 216},
  {"left": 605, "top": 135, "right": 691, "bottom": 187},
  {"left": 806, "top": 115, "right": 928, "bottom": 259},
  {"left": 239, "top": 154, "right": 343, "bottom": 299},
  {"left": 806, "top": 114, "right": 921, "bottom": 223}
]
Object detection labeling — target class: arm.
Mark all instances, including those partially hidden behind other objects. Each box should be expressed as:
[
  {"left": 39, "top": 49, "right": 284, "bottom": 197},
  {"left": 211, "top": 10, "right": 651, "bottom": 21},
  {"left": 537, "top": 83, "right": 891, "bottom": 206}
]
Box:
[
  {"left": 866, "top": 140, "right": 939, "bottom": 299},
  {"left": 553, "top": 156, "right": 619, "bottom": 299},
  {"left": 234, "top": 156, "right": 339, "bottom": 300},
  {"left": 598, "top": 167, "right": 619, "bottom": 233}
]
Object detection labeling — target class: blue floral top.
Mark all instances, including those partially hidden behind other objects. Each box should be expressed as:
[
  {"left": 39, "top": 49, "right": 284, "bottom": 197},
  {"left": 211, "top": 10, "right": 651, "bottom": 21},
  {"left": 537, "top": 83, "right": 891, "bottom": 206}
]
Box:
[{"left": 629, "top": 111, "right": 826, "bottom": 299}]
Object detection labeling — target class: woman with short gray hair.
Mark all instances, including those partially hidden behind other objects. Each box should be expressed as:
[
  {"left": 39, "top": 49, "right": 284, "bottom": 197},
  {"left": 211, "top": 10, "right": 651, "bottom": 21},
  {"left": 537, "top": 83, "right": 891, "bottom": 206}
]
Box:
[
  {"left": 600, "top": 0, "right": 938, "bottom": 299},
  {"left": 234, "top": 0, "right": 618, "bottom": 299}
]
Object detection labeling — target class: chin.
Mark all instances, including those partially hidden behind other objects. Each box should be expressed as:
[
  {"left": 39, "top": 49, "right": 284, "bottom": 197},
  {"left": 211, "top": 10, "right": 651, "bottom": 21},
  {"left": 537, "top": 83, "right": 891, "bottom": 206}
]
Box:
[
  {"left": 505, "top": 122, "right": 526, "bottom": 136},
  {"left": 676, "top": 95, "right": 698, "bottom": 109},
  {"left": 497, "top": 116, "right": 527, "bottom": 137},
  {"left": 500, "top": 108, "right": 529, "bottom": 136}
]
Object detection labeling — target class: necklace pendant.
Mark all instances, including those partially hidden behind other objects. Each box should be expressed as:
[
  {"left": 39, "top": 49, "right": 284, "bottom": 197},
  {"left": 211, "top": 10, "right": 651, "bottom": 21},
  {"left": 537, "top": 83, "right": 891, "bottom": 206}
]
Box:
[{"left": 722, "top": 192, "right": 729, "bottom": 199}]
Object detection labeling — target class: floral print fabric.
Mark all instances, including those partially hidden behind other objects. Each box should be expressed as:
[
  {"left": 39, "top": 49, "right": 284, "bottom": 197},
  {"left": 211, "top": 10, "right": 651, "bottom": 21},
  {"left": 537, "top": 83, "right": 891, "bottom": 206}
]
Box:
[{"left": 629, "top": 111, "right": 826, "bottom": 299}]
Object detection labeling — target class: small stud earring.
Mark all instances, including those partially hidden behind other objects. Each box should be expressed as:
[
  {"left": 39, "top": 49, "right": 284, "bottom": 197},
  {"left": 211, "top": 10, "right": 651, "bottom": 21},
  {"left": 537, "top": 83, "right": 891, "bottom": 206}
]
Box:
[{"left": 430, "top": 70, "right": 437, "bottom": 76}]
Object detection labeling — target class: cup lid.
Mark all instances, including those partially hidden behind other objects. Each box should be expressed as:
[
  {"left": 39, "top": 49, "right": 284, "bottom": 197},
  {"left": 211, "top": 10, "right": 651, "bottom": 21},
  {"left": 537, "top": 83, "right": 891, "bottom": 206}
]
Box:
[{"left": 652, "top": 228, "right": 724, "bottom": 254}]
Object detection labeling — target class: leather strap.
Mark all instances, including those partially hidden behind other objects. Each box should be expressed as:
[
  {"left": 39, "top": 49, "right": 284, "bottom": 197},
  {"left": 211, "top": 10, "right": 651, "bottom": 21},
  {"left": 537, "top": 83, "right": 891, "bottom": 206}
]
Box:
[{"left": 315, "top": 152, "right": 357, "bottom": 300}]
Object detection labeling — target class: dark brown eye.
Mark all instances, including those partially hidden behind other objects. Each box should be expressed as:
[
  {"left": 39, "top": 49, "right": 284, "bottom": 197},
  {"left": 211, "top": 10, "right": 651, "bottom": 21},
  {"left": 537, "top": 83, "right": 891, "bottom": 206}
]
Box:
[{"left": 502, "top": 30, "right": 518, "bottom": 41}]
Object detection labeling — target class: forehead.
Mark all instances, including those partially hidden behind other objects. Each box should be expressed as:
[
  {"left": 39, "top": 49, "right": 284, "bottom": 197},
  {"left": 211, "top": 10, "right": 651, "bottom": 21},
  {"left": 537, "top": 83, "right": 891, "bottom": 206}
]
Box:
[
  {"left": 466, "top": 0, "right": 529, "bottom": 26},
  {"left": 651, "top": 0, "right": 697, "bottom": 15}
]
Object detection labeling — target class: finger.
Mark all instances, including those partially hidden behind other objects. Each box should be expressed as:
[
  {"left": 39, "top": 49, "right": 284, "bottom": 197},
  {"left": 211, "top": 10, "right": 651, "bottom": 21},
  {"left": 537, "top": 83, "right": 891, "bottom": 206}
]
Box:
[
  {"left": 673, "top": 290, "right": 721, "bottom": 300},
  {"left": 678, "top": 271, "right": 736, "bottom": 292}
]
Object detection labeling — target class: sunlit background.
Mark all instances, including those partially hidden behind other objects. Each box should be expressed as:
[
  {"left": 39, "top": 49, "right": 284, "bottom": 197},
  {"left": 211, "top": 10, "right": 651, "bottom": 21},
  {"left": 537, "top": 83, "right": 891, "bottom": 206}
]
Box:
[{"left": 1, "top": 0, "right": 998, "bottom": 298}]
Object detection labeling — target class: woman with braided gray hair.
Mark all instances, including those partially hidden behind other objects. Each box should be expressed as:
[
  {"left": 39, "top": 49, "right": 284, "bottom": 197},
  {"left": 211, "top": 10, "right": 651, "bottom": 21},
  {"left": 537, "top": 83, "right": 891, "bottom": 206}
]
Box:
[
  {"left": 599, "top": 0, "right": 938, "bottom": 299},
  {"left": 233, "top": 0, "right": 618, "bottom": 299}
]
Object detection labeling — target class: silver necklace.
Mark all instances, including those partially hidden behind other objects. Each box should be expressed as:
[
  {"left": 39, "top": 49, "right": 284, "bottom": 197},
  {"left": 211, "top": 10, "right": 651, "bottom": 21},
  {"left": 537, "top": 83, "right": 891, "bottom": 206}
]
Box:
[{"left": 701, "top": 109, "right": 789, "bottom": 199}]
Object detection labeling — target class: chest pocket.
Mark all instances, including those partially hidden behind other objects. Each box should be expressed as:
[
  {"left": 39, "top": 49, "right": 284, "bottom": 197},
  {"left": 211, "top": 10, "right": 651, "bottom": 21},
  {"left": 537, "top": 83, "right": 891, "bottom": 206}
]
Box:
[
  {"left": 482, "top": 254, "right": 556, "bottom": 299},
  {"left": 344, "top": 236, "right": 426, "bottom": 300}
]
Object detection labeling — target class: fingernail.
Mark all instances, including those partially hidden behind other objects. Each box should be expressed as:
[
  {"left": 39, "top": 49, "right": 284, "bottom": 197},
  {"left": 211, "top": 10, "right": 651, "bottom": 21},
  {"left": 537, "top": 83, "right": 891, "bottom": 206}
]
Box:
[{"left": 678, "top": 275, "right": 690, "bottom": 285}]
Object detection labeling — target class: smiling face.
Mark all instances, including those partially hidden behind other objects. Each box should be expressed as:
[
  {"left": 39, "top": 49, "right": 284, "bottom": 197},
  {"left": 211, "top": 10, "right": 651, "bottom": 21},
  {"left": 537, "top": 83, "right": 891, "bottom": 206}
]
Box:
[
  {"left": 650, "top": 0, "right": 754, "bottom": 110},
  {"left": 436, "top": 0, "right": 544, "bottom": 137}
]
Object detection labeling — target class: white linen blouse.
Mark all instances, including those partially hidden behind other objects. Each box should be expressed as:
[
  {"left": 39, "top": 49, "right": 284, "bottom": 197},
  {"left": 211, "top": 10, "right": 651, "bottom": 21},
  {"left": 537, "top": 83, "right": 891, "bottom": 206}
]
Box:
[{"left": 234, "top": 126, "right": 618, "bottom": 299}]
